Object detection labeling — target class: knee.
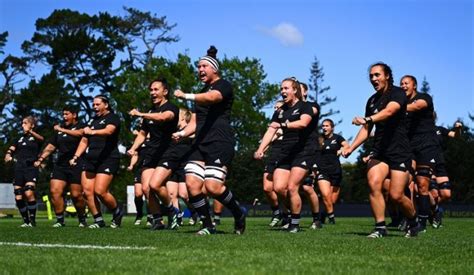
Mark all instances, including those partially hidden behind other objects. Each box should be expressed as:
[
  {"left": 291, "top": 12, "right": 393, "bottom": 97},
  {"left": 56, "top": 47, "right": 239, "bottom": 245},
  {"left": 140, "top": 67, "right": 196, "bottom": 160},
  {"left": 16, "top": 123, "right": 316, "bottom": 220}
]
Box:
[
  {"left": 94, "top": 187, "right": 107, "bottom": 198},
  {"left": 287, "top": 183, "right": 300, "bottom": 194}
]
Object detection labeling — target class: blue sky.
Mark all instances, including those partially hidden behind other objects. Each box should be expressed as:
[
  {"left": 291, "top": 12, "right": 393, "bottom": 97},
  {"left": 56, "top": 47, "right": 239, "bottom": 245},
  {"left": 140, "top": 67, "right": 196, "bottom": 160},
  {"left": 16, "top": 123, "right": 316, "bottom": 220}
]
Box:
[{"left": 1, "top": 0, "right": 473, "bottom": 162}]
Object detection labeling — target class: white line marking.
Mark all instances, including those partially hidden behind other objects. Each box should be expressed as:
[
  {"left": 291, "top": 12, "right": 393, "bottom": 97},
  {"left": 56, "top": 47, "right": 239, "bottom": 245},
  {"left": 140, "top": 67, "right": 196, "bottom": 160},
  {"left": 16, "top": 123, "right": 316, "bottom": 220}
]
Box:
[{"left": 0, "top": 242, "right": 156, "bottom": 250}]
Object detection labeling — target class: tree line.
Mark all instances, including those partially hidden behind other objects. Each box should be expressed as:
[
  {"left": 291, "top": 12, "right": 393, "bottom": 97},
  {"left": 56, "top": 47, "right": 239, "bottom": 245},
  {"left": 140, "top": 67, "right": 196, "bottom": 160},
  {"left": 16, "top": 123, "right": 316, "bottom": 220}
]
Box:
[{"left": 1, "top": 7, "right": 473, "bottom": 204}]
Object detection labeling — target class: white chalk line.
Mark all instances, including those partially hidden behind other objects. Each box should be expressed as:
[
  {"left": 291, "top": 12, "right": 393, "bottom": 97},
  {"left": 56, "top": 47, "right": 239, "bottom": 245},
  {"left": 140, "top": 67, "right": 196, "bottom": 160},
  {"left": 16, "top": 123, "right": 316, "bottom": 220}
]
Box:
[{"left": 0, "top": 241, "right": 156, "bottom": 250}]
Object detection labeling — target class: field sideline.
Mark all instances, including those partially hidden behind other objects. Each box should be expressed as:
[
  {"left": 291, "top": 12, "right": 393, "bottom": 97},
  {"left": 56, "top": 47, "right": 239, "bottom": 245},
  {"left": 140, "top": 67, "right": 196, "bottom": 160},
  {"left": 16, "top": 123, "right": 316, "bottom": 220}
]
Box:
[{"left": 0, "top": 217, "right": 473, "bottom": 274}]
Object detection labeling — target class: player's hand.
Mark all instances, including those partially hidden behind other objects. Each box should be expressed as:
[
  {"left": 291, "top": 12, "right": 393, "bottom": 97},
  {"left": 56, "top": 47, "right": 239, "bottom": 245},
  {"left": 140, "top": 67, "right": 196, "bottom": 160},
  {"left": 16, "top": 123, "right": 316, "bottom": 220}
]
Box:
[
  {"left": 83, "top": 127, "right": 93, "bottom": 135},
  {"left": 352, "top": 117, "right": 366, "bottom": 126},
  {"left": 4, "top": 154, "right": 12, "bottom": 163},
  {"left": 253, "top": 150, "right": 264, "bottom": 160},
  {"left": 174, "top": 89, "right": 185, "bottom": 99},
  {"left": 54, "top": 124, "right": 62, "bottom": 132},
  {"left": 455, "top": 122, "right": 463, "bottom": 128},
  {"left": 127, "top": 149, "right": 137, "bottom": 156},
  {"left": 129, "top": 109, "right": 141, "bottom": 117},
  {"left": 341, "top": 148, "right": 353, "bottom": 158},
  {"left": 126, "top": 165, "right": 133, "bottom": 171},
  {"left": 69, "top": 158, "right": 77, "bottom": 167},
  {"left": 34, "top": 160, "right": 42, "bottom": 167},
  {"left": 269, "top": 122, "right": 281, "bottom": 129}
]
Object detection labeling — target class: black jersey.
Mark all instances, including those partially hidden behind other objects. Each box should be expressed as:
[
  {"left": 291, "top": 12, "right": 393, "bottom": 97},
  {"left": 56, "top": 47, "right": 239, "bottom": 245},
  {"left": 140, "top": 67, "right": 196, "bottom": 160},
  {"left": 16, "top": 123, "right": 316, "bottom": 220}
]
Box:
[
  {"left": 435, "top": 126, "right": 450, "bottom": 151},
  {"left": 321, "top": 134, "right": 345, "bottom": 169},
  {"left": 365, "top": 86, "right": 411, "bottom": 159},
  {"left": 271, "top": 100, "right": 313, "bottom": 153},
  {"left": 13, "top": 133, "right": 42, "bottom": 166},
  {"left": 85, "top": 112, "right": 120, "bottom": 160},
  {"left": 194, "top": 78, "right": 234, "bottom": 145},
  {"left": 166, "top": 126, "right": 193, "bottom": 160},
  {"left": 302, "top": 101, "right": 320, "bottom": 150},
  {"left": 49, "top": 122, "right": 84, "bottom": 166},
  {"left": 140, "top": 101, "right": 179, "bottom": 149},
  {"left": 407, "top": 93, "right": 436, "bottom": 138}
]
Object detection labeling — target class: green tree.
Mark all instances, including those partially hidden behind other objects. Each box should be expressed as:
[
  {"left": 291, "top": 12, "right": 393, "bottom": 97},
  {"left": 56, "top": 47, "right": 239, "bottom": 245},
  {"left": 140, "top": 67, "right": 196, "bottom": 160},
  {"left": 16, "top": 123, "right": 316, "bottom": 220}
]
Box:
[
  {"left": 308, "top": 56, "right": 340, "bottom": 124},
  {"left": 420, "top": 76, "right": 430, "bottom": 94}
]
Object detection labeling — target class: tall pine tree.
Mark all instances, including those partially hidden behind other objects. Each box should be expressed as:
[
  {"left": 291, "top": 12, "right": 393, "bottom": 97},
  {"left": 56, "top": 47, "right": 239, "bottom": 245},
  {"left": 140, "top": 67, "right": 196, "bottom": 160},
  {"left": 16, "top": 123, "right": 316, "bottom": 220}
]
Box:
[{"left": 308, "top": 56, "right": 340, "bottom": 123}]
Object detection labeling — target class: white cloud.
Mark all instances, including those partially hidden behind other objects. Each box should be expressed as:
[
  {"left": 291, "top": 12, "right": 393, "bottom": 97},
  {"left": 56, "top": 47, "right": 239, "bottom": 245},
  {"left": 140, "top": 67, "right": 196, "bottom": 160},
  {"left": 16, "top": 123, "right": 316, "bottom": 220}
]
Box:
[{"left": 258, "top": 22, "right": 304, "bottom": 47}]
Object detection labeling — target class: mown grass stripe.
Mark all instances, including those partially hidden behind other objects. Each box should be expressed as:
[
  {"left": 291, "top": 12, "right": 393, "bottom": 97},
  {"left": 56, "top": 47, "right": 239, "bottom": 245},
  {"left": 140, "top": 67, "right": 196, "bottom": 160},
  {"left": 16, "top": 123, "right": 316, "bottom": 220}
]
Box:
[{"left": 0, "top": 241, "right": 156, "bottom": 250}]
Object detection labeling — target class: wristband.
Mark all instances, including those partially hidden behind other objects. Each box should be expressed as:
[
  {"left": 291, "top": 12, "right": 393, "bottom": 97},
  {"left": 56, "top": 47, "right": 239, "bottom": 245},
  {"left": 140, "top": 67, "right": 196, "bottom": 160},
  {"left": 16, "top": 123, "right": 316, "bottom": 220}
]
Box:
[
  {"left": 177, "top": 130, "right": 186, "bottom": 137},
  {"left": 73, "top": 155, "right": 79, "bottom": 160},
  {"left": 280, "top": 122, "right": 288, "bottom": 129},
  {"left": 38, "top": 157, "right": 44, "bottom": 162},
  {"left": 364, "top": 117, "right": 373, "bottom": 124},
  {"left": 184, "top": 94, "right": 196, "bottom": 101}
]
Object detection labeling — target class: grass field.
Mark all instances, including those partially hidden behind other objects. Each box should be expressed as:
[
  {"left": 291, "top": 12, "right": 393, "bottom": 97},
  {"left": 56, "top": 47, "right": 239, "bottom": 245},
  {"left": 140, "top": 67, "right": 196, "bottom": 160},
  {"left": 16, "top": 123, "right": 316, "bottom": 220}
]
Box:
[{"left": 0, "top": 216, "right": 473, "bottom": 274}]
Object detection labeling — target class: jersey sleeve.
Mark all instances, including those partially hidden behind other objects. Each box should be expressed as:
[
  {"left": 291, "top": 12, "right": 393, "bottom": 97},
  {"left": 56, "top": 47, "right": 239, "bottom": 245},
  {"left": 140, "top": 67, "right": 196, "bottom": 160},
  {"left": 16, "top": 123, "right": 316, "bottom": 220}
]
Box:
[
  {"left": 48, "top": 132, "right": 59, "bottom": 147},
  {"left": 300, "top": 102, "right": 313, "bottom": 117},
  {"left": 270, "top": 110, "right": 281, "bottom": 123},
  {"left": 389, "top": 88, "right": 407, "bottom": 109},
  {"left": 214, "top": 80, "right": 233, "bottom": 101},
  {"left": 336, "top": 134, "right": 346, "bottom": 146}
]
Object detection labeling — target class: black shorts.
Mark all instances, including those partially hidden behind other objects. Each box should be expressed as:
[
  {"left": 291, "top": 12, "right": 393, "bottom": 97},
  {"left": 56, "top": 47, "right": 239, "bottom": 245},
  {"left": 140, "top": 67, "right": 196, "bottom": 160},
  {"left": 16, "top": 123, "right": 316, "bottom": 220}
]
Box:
[
  {"left": 133, "top": 167, "right": 142, "bottom": 184},
  {"left": 169, "top": 167, "right": 185, "bottom": 183},
  {"left": 51, "top": 164, "right": 82, "bottom": 184},
  {"left": 13, "top": 167, "right": 39, "bottom": 187},
  {"left": 302, "top": 175, "right": 315, "bottom": 186},
  {"left": 410, "top": 138, "right": 439, "bottom": 168},
  {"left": 276, "top": 148, "right": 315, "bottom": 171},
  {"left": 317, "top": 170, "right": 342, "bottom": 187},
  {"left": 82, "top": 157, "right": 119, "bottom": 175},
  {"left": 187, "top": 141, "right": 234, "bottom": 167},
  {"left": 371, "top": 153, "right": 412, "bottom": 172},
  {"left": 433, "top": 151, "right": 448, "bottom": 177},
  {"left": 429, "top": 179, "right": 438, "bottom": 191},
  {"left": 141, "top": 146, "right": 182, "bottom": 171}
]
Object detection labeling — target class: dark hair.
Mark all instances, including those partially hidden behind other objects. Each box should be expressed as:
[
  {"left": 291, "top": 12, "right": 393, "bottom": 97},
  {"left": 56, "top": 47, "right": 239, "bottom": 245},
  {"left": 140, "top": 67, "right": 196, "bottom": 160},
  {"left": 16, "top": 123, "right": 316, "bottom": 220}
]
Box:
[
  {"left": 207, "top": 45, "right": 218, "bottom": 59},
  {"left": 369, "top": 62, "right": 394, "bottom": 88},
  {"left": 283, "top": 77, "right": 303, "bottom": 100},
  {"left": 148, "top": 77, "right": 170, "bottom": 99},
  {"left": 300, "top": 82, "right": 308, "bottom": 92},
  {"left": 401, "top": 75, "right": 418, "bottom": 90},
  {"left": 322, "top": 118, "right": 334, "bottom": 128},
  {"left": 23, "top": 115, "right": 36, "bottom": 127},
  {"left": 63, "top": 105, "right": 80, "bottom": 114},
  {"left": 180, "top": 108, "right": 192, "bottom": 123},
  {"left": 94, "top": 95, "right": 112, "bottom": 111}
]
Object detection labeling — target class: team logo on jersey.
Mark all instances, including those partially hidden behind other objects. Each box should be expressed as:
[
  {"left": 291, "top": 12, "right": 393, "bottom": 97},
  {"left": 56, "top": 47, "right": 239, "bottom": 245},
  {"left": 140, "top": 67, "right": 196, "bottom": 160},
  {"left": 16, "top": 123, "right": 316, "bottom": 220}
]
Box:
[
  {"left": 436, "top": 130, "right": 441, "bottom": 135},
  {"left": 399, "top": 163, "right": 406, "bottom": 168},
  {"left": 430, "top": 159, "right": 436, "bottom": 163},
  {"left": 301, "top": 161, "right": 307, "bottom": 166},
  {"left": 104, "top": 168, "right": 110, "bottom": 173},
  {"left": 331, "top": 140, "right": 337, "bottom": 144},
  {"left": 162, "top": 162, "right": 169, "bottom": 167},
  {"left": 99, "top": 120, "right": 106, "bottom": 125},
  {"left": 292, "top": 109, "right": 300, "bottom": 115},
  {"left": 214, "top": 159, "right": 221, "bottom": 164}
]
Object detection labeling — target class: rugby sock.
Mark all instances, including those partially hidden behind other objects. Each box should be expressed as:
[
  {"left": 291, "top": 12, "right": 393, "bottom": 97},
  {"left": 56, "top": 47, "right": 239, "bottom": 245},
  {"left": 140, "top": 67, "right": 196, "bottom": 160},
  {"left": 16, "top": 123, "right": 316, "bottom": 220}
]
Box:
[
  {"left": 213, "top": 212, "right": 221, "bottom": 220},
  {"left": 93, "top": 213, "right": 104, "bottom": 224},
  {"left": 328, "top": 212, "right": 335, "bottom": 219},
  {"left": 312, "top": 212, "right": 320, "bottom": 222},
  {"left": 215, "top": 188, "right": 243, "bottom": 219},
  {"left": 375, "top": 221, "right": 386, "bottom": 230},
  {"left": 290, "top": 213, "right": 301, "bottom": 227},
  {"left": 27, "top": 201, "right": 37, "bottom": 224},
  {"left": 189, "top": 193, "right": 213, "bottom": 228},
  {"left": 271, "top": 206, "right": 281, "bottom": 217},
  {"left": 152, "top": 213, "right": 163, "bottom": 223},
  {"left": 78, "top": 212, "right": 86, "bottom": 223},
  {"left": 417, "top": 195, "right": 430, "bottom": 227},
  {"left": 111, "top": 206, "right": 122, "bottom": 219},
  {"left": 56, "top": 213, "right": 65, "bottom": 224},
  {"left": 15, "top": 199, "right": 29, "bottom": 223},
  {"left": 134, "top": 196, "right": 144, "bottom": 218}
]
